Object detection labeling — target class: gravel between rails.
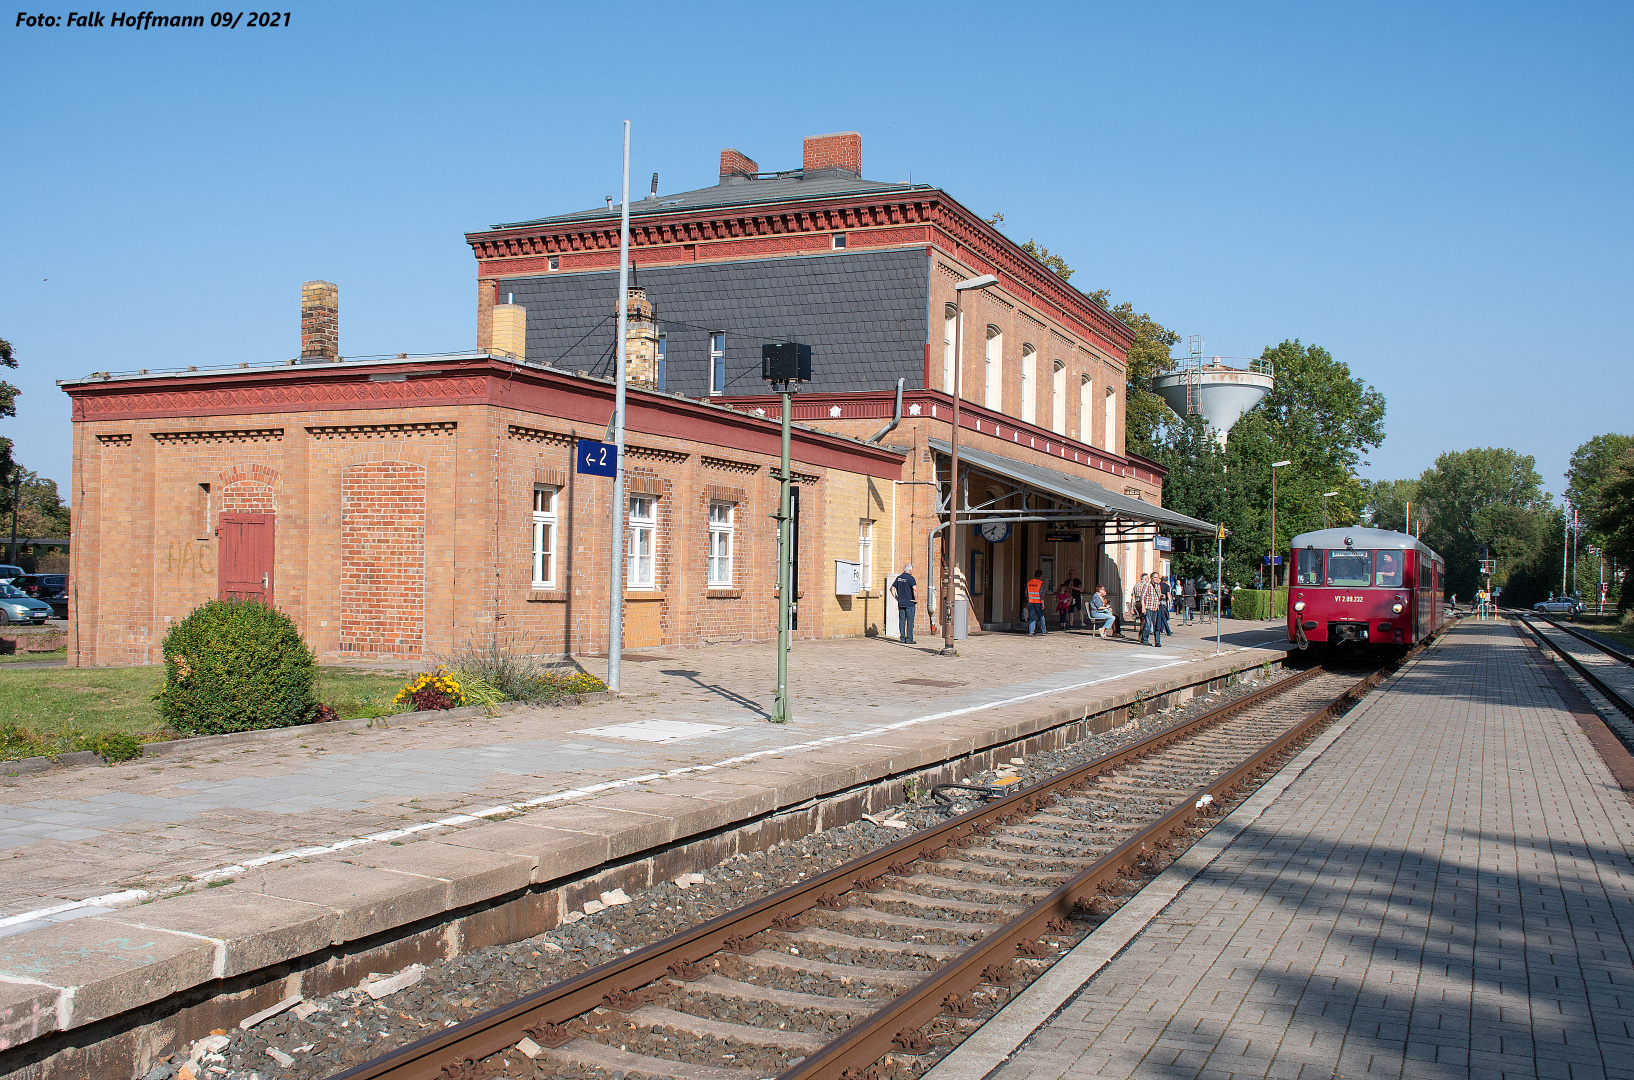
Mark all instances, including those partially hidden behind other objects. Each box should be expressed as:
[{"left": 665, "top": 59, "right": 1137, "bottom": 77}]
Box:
[{"left": 151, "top": 661, "right": 1333, "bottom": 1080}]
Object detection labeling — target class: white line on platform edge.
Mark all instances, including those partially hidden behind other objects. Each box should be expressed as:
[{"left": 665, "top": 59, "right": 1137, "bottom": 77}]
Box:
[{"left": 1, "top": 638, "right": 1281, "bottom": 926}]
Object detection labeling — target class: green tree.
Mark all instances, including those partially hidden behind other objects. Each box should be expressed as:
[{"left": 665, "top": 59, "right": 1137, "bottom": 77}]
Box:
[
  {"left": 1410, "top": 447, "right": 1551, "bottom": 598},
  {"left": 1593, "top": 446, "right": 1634, "bottom": 612},
  {"left": 1566, "top": 432, "right": 1634, "bottom": 530},
  {"left": 0, "top": 340, "right": 23, "bottom": 524},
  {"left": 10, "top": 469, "right": 71, "bottom": 539},
  {"left": 1365, "top": 478, "right": 1419, "bottom": 533}
]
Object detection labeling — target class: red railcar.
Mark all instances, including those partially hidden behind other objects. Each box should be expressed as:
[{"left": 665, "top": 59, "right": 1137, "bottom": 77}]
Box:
[{"left": 1286, "top": 527, "right": 1445, "bottom": 651}]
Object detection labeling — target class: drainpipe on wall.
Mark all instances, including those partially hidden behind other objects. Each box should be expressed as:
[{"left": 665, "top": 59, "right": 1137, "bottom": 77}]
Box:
[{"left": 865, "top": 379, "right": 905, "bottom": 445}]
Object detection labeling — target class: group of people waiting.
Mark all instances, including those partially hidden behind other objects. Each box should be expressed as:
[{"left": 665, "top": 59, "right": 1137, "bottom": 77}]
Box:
[
  {"left": 1021, "top": 571, "right": 1206, "bottom": 647},
  {"left": 889, "top": 563, "right": 1215, "bottom": 648}
]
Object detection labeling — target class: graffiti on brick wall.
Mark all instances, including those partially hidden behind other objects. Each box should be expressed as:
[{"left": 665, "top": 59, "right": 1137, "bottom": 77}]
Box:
[{"left": 165, "top": 539, "right": 215, "bottom": 576}]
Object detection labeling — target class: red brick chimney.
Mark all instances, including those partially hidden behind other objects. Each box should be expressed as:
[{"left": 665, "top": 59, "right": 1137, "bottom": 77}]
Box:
[
  {"left": 802, "top": 132, "right": 860, "bottom": 178},
  {"left": 301, "top": 280, "right": 339, "bottom": 362},
  {"left": 719, "top": 148, "right": 759, "bottom": 183}
]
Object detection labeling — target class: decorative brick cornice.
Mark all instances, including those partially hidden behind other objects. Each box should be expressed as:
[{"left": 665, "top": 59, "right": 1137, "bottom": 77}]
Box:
[
  {"left": 627, "top": 445, "right": 689, "bottom": 464},
  {"left": 306, "top": 422, "right": 456, "bottom": 439},
  {"left": 770, "top": 468, "right": 821, "bottom": 485},
  {"left": 70, "top": 374, "right": 489, "bottom": 422},
  {"left": 152, "top": 428, "right": 284, "bottom": 444},
  {"left": 96, "top": 433, "right": 132, "bottom": 446},
  {"left": 508, "top": 424, "right": 574, "bottom": 446},
  {"left": 701, "top": 455, "right": 760, "bottom": 475}
]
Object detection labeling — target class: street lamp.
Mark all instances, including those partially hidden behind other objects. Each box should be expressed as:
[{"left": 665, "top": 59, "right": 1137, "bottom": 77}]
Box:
[
  {"left": 1321, "top": 491, "right": 1338, "bottom": 528},
  {"left": 944, "top": 273, "right": 1000, "bottom": 656},
  {"left": 1269, "top": 460, "right": 1291, "bottom": 599}
]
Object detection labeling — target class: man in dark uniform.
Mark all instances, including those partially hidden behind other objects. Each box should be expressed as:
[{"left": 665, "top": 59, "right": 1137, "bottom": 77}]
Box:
[{"left": 890, "top": 564, "right": 917, "bottom": 644}]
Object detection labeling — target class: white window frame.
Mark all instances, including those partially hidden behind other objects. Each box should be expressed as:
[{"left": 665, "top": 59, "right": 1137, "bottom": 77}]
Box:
[
  {"left": 656, "top": 334, "right": 667, "bottom": 391},
  {"left": 709, "top": 332, "right": 726, "bottom": 395},
  {"left": 1051, "top": 360, "right": 1067, "bottom": 435},
  {"left": 858, "top": 519, "right": 874, "bottom": 591},
  {"left": 943, "top": 304, "right": 958, "bottom": 394},
  {"left": 627, "top": 495, "right": 656, "bottom": 589},
  {"left": 985, "top": 326, "right": 1003, "bottom": 410},
  {"left": 1020, "top": 345, "right": 1036, "bottom": 425},
  {"left": 832, "top": 233, "right": 847, "bottom": 249},
  {"left": 531, "top": 485, "right": 558, "bottom": 588},
  {"left": 548, "top": 255, "right": 559, "bottom": 271},
  {"left": 1079, "top": 375, "right": 1093, "bottom": 444},
  {"left": 708, "top": 501, "right": 734, "bottom": 587},
  {"left": 1104, "top": 385, "right": 1117, "bottom": 453}
]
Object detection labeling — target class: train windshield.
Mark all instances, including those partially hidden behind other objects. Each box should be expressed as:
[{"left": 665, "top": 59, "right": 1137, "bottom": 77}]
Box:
[
  {"left": 1374, "top": 550, "right": 1404, "bottom": 587},
  {"left": 1326, "top": 549, "right": 1373, "bottom": 587},
  {"left": 1295, "top": 548, "right": 1322, "bottom": 585}
]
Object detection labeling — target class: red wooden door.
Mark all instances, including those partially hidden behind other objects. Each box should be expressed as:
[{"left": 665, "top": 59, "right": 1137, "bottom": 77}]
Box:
[{"left": 219, "top": 514, "right": 275, "bottom": 603}]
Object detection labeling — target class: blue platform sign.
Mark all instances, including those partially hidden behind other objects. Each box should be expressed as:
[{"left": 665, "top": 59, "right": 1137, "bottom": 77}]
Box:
[
  {"left": 1261, "top": 555, "right": 1283, "bottom": 566},
  {"left": 576, "top": 438, "right": 618, "bottom": 477}
]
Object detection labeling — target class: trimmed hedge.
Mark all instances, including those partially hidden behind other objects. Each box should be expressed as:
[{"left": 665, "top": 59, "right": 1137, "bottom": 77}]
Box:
[
  {"left": 1230, "top": 589, "right": 1288, "bottom": 621},
  {"left": 157, "top": 600, "right": 320, "bottom": 735}
]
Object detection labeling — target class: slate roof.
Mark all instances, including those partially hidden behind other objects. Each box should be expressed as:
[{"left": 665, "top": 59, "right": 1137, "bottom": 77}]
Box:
[
  {"left": 928, "top": 439, "right": 1216, "bottom": 534},
  {"left": 502, "top": 248, "right": 930, "bottom": 398},
  {"left": 491, "top": 175, "right": 932, "bottom": 230}
]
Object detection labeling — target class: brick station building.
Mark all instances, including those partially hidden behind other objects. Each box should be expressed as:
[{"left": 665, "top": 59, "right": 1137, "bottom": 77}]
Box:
[
  {"left": 61, "top": 131, "right": 1211, "bottom": 666},
  {"left": 468, "top": 131, "right": 1212, "bottom": 634}
]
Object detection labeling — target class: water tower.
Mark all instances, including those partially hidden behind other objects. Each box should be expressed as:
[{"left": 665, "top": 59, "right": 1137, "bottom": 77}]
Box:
[{"left": 1151, "top": 337, "right": 1274, "bottom": 446}]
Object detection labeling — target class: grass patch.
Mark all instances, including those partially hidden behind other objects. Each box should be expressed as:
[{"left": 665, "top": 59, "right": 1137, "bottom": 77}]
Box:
[
  {"left": 1573, "top": 614, "right": 1634, "bottom": 653},
  {"left": 0, "top": 665, "right": 409, "bottom": 761}
]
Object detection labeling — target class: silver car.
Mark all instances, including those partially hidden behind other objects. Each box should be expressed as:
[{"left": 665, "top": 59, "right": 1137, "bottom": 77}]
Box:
[
  {"left": 0, "top": 583, "right": 52, "bottom": 624},
  {"left": 1532, "top": 596, "right": 1584, "bottom": 615}
]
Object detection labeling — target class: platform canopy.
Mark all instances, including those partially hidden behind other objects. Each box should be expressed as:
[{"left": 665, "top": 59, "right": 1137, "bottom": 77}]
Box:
[{"left": 928, "top": 439, "right": 1217, "bottom": 538}]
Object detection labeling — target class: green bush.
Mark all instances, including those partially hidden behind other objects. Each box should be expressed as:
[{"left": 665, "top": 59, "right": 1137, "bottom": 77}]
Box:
[
  {"left": 92, "top": 732, "right": 144, "bottom": 762},
  {"left": 157, "top": 600, "right": 319, "bottom": 735},
  {"left": 1230, "top": 589, "right": 1288, "bottom": 620}
]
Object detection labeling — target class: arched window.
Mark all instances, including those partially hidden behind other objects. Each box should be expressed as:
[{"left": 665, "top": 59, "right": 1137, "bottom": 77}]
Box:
[
  {"left": 943, "top": 304, "right": 958, "bottom": 394},
  {"left": 1051, "top": 360, "right": 1067, "bottom": 435},
  {"left": 984, "top": 326, "right": 1003, "bottom": 410},
  {"left": 1103, "top": 385, "right": 1117, "bottom": 453},
  {"left": 1020, "top": 344, "right": 1036, "bottom": 424},
  {"left": 1079, "top": 375, "right": 1092, "bottom": 443}
]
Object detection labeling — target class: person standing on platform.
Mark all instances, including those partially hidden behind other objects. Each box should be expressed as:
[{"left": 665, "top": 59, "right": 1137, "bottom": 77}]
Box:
[
  {"left": 1182, "top": 576, "right": 1197, "bottom": 624},
  {"left": 890, "top": 564, "right": 917, "bottom": 645},
  {"left": 1159, "top": 574, "right": 1173, "bottom": 636},
  {"left": 1055, "top": 583, "right": 1072, "bottom": 630},
  {"left": 1025, "top": 571, "right": 1047, "bottom": 636},
  {"left": 1139, "top": 572, "right": 1164, "bottom": 647}
]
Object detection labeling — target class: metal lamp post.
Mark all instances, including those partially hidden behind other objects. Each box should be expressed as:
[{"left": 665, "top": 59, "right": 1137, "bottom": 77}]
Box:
[
  {"left": 943, "top": 273, "right": 999, "bottom": 656},
  {"left": 1321, "top": 491, "right": 1337, "bottom": 528},
  {"left": 1269, "top": 460, "right": 1291, "bottom": 606}
]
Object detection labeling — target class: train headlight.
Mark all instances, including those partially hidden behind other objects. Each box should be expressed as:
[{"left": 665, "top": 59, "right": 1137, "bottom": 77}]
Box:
[
  {"left": 1392, "top": 602, "right": 1404, "bottom": 613},
  {"left": 1293, "top": 601, "right": 1305, "bottom": 612}
]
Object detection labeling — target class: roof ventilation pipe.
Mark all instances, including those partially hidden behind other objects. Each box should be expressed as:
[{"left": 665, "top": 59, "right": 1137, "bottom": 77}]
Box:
[
  {"left": 648, "top": 173, "right": 659, "bottom": 199},
  {"left": 866, "top": 378, "right": 904, "bottom": 444}
]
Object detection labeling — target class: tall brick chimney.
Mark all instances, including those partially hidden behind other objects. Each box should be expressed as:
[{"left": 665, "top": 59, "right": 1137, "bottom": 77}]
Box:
[
  {"left": 300, "top": 280, "right": 339, "bottom": 362},
  {"left": 491, "top": 303, "right": 526, "bottom": 360},
  {"left": 719, "top": 148, "right": 759, "bottom": 184},
  {"left": 803, "top": 132, "right": 861, "bottom": 178},
  {"left": 624, "top": 287, "right": 659, "bottom": 387}
]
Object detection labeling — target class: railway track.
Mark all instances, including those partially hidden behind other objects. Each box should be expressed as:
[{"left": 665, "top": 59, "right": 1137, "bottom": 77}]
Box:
[
  {"left": 332, "top": 655, "right": 1412, "bottom": 1080},
  {"left": 1516, "top": 613, "right": 1634, "bottom": 737}
]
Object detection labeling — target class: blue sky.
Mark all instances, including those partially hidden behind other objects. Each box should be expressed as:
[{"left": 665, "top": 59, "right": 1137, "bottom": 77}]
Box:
[{"left": 3, "top": 1, "right": 1629, "bottom": 501}]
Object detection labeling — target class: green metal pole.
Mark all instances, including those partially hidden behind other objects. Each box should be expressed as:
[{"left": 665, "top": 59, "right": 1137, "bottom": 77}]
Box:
[{"left": 773, "top": 387, "right": 793, "bottom": 723}]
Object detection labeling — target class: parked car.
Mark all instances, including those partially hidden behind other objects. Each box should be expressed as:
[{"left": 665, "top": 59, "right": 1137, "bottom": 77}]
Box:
[
  {"left": 0, "top": 583, "right": 52, "bottom": 624},
  {"left": 0, "top": 564, "right": 25, "bottom": 584},
  {"left": 1533, "top": 595, "right": 1584, "bottom": 615},
  {"left": 17, "top": 574, "right": 68, "bottom": 618}
]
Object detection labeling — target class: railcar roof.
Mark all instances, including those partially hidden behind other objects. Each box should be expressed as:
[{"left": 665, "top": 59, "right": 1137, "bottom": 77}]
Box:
[{"left": 1290, "top": 527, "right": 1442, "bottom": 562}]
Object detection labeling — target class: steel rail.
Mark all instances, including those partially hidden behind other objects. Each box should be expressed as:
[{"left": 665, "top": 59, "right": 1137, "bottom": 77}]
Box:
[
  {"left": 330, "top": 659, "right": 1382, "bottom": 1080},
  {"left": 1518, "top": 615, "right": 1634, "bottom": 723},
  {"left": 1532, "top": 613, "right": 1634, "bottom": 667}
]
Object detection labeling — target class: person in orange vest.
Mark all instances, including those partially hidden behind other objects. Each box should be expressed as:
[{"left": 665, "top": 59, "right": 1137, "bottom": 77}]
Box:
[{"left": 1025, "top": 571, "right": 1047, "bottom": 636}]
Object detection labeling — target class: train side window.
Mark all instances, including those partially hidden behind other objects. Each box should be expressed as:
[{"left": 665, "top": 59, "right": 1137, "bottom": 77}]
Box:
[
  {"left": 1326, "top": 549, "right": 1372, "bottom": 587},
  {"left": 1375, "top": 550, "right": 1404, "bottom": 587},
  {"left": 1296, "top": 548, "right": 1322, "bottom": 585}
]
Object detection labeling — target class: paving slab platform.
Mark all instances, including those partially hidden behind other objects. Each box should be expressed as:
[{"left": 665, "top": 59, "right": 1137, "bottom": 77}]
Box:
[
  {"left": 0, "top": 618, "right": 1287, "bottom": 1074},
  {"left": 928, "top": 618, "right": 1634, "bottom": 1080}
]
